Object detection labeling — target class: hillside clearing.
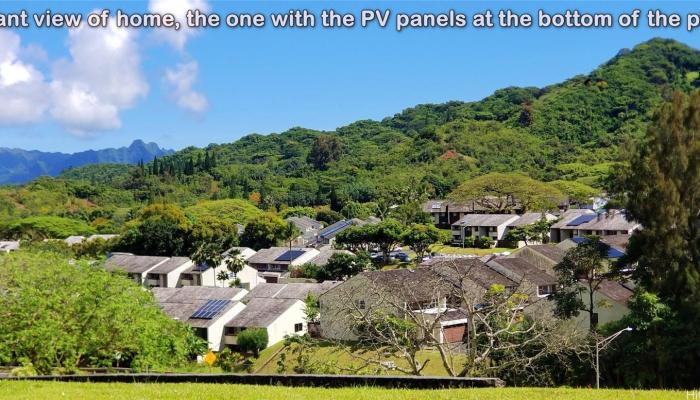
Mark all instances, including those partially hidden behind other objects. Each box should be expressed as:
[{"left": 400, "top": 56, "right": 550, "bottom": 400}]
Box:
[{"left": 0, "top": 381, "right": 680, "bottom": 400}]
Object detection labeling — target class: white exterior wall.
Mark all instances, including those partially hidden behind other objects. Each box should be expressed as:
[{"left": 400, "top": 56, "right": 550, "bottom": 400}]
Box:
[
  {"left": 264, "top": 300, "right": 307, "bottom": 346},
  {"left": 207, "top": 302, "right": 246, "bottom": 351},
  {"left": 200, "top": 268, "right": 218, "bottom": 286},
  {"left": 137, "top": 259, "right": 169, "bottom": 285},
  {"left": 234, "top": 265, "right": 264, "bottom": 290},
  {"left": 167, "top": 260, "right": 194, "bottom": 288}
]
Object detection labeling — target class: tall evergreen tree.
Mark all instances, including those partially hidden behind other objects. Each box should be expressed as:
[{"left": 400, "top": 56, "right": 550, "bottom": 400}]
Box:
[{"left": 620, "top": 90, "right": 700, "bottom": 313}]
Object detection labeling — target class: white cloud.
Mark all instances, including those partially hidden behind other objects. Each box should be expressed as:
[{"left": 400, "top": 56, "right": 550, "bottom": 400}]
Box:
[
  {"left": 149, "top": 0, "right": 211, "bottom": 51},
  {"left": 164, "top": 61, "right": 208, "bottom": 113},
  {"left": 149, "top": 0, "right": 211, "bottom": 113},
  {"left": 49, "top": 17, "right": 148, "bottom": 136},
  {"left": 0, "top": 2, "right": 212, "bottom": 137},
  {"left": 0, "top": 31, "right": 48, "bottom": 124}
]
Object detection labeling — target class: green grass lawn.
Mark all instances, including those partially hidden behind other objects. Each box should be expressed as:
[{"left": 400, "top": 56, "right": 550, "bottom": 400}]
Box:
[
  {"left": 429, "top": 245, "right": 516, "bottom": 256},
  {"left": 0, "top": 381, "right": 681, "bottom": 400},
  {"left": 253, "top": 341, "right": 466, "bottom": 376}
]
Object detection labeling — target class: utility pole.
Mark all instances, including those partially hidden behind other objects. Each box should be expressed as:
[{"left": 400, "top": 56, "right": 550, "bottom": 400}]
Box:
[{"left": 595, "top": 327, "right": 633, "bottom": 388}]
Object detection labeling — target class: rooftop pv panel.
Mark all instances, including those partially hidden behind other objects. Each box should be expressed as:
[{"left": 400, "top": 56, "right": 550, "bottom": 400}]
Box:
[
  {"left": 320, "top": 221, "right": 351, "bottom": 238},
  {"left": 275, "top": 250, "right": 306, "bottom": 262},
  {"left": 193, "top": 263, "right": 210, "bottom": 272},
  {"left": 566, "top": 214, "right": 596, "bottom": 227},
  {"left": 191, "top": 299, "right": 231, "bottom": 319},
  {"left": 607, "top": 248, "right": 625, "bottom": 259}
]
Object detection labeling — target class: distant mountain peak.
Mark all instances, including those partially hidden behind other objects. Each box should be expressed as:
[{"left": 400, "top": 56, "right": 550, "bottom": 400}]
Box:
[{"left": 0, "top": 140, "right": 174, "bottom": 185}]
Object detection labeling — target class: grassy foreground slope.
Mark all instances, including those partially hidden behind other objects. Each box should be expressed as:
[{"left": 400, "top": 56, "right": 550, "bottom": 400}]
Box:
[{"left": 0, "top": 382, "right": 680, "bottom": 400}]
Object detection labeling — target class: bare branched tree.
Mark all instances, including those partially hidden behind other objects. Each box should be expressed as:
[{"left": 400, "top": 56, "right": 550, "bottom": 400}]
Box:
[{"left": 320, "top": 258, "right": 591, "bottom": 383}]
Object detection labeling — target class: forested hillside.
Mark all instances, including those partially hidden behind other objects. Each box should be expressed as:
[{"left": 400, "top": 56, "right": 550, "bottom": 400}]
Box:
[{"left": 1, "top": 38, "right": 699, "bottom": 236}]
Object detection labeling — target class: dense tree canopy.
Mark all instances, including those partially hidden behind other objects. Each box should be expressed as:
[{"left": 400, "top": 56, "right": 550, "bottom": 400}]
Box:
[{"left": 0, "top": 251, "right": 204, "bottom": 374}]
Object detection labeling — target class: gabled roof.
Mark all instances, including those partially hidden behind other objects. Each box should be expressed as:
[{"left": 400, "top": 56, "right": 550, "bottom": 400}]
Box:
[
  {"left": 225, "top": 297, "right": 301, "bottom": 328},
  {"left": 595, "top": 279, "right": 634, "bottom": 305},
  {"left": 152, "top": 286, "right": 245, "bottom": 303},
  {"left": 509, "top": 212, "right": 553, "bottom": 227},
  {"left": 355, "top": 258, "right": 516, "bottom": 302},
  {"left": 243, "top": 281, "right": 340, "bottom": 302},
  {"left": 319, "top": 220, "right": 354, "bottom": 240},
  {"left": 152, "top": 286, "right": 245, "bottom": 328},
  {"left": 149, "top": 257, "right": 192, "bottom": 274},
  {"left": 105, "top": 253, "right": 169, "bottom": 274},
  {"left": 487, "top": 257, "right": 557, "bottom": 286},
  {"left": 307, "top": 248, "right": 353, "bottom": 267},
  {"left": 223, "top": 247, "right": 256, "bottom": 260},
  {"left": 522, "top": 245, "right": 567, "bottom": 265},
  {"left": 551, "top": 209, "right": 597, "bottom": 229},
  {"left": 564, "top": 237, "right": 626, "bottom": 259},
  {"left": 247, "top": 247, "right": 317, "bottom": 265},
  {"left": 423, "top": 258, "right": 517, "bottom": 290},
  {"left": 423, "top": 200, "right": 488, "bottom": 213},
  {"left": 558, "top": 210, "right": 639, "bottom": 232},
  {"left": 452, "top": 214, "right": 520, "bottom": 227},
  {"left": 287, "top": 216, "right": 323, "bottom": 232},
  {"left": 601, "top": 234, "right": 631, "bottom": 252}
]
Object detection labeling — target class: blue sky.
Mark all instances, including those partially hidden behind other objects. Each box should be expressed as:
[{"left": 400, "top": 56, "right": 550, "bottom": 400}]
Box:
[{"left": 1, "top": 1, "right": 700, "bottom": 153}]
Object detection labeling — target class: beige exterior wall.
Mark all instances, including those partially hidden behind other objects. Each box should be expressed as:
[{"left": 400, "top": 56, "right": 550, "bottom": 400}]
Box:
[{"left": 572, "top": 288, "right": 630, "bottom": 332}]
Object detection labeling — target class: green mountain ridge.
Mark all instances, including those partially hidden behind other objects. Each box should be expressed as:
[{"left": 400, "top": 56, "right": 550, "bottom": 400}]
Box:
[{"left": 2, "top": 38, "right": 699, "bottom": 228}]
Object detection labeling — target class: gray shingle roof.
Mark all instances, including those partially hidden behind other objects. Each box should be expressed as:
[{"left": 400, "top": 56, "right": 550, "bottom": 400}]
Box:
[
  {"left": 487, "top": 257, "right": 557, "bottom": 286},
  {"left": 152, "top": 286, "right": 245, "bottom": 328},
  {"left": 423, "top": 258, "right": 517, "bottom": 290},
  {"left": 575, "top": 211, "right": 638, "bottom": 231},
  {"left": 243, "top": 282, "right": 340, "bottom": 302},
  {"left": 225, "top": 297, "right": 300, "bottom": 328},
  {"left": 550, "top": 209, "right": 597, "bottom": 229},
  {"left": 247, "top": 247, "right": 315, "bottom": 265},
  {"left": 596, "top": 279, "right": 634, "bottom": 305},
  {"left": 105, "top": 254, "right": 169, "bottom": 274},
  {"left": 601, "top": 234, "right": 631, "bottom": 252},
  {"left": 152, "top": 286, "right": 245, "bottom": 303},
  {"left": 307, "top": 249, "right": 353, "bottom": 267},
  {"left": 423, "top": 200, "right": 488, "bottom": 213},
  {"left": 452, "top": 214, "right": 520, "bottom": 227},
  {"left": 149, "top": 257, "right": 191, "bottom": 274},
  {"left": 509, "top": 213, "right": 548, "bottom": 227},
  {"left": 287, "top": 216, "right": 323, "bottom": 232},
  {"left": 524, "top": 245, "right": 567, "bottom": 265}
]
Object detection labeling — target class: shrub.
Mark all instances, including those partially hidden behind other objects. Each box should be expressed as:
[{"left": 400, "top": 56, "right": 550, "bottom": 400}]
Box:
[
  {"left": 236, "top": 328, "right": 268, "bottom": 357},
  {"left": 475, "top": 236, "right": 495, "bottom": 249},
  {"left": 215, "top": 348, "right": 246, "bottom": 372},
  {"left": 0, "top": 251, "right": 202, "bottom": 374}
]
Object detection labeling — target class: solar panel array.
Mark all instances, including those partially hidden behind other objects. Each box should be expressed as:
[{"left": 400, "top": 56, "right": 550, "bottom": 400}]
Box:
[
  {"left": 191, "top": 299, "right": 231, "bottom": 319},
  {"left": 275, "top": 250, "right": 306, "bottom": 262},
  {"left": 566, "top": 214, "right": 597, "bottom": 227},
  {"left": 320, "top": 220, "right": 352, "bottom": 238}
]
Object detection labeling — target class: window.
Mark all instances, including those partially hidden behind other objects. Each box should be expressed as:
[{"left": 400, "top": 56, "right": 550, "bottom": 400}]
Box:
[
  {"left": 355, "top": 299, "right": 366, "bottom": 310},
  {"left": 538, "top": 285, "right": 555, "bottom": 297},
  {"left": 294, "top": 323, "right": 304, "bottom": 332},
  {"left": 490, "top": 227, "right": 496, "bottom": 232}
]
